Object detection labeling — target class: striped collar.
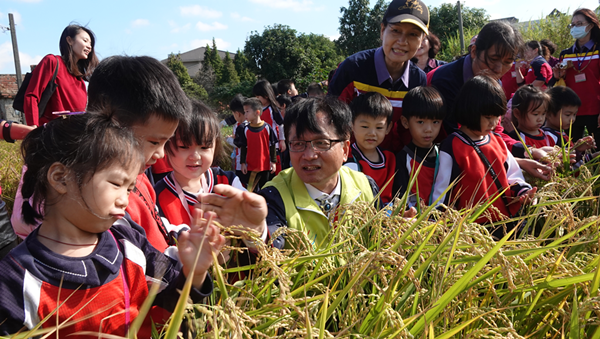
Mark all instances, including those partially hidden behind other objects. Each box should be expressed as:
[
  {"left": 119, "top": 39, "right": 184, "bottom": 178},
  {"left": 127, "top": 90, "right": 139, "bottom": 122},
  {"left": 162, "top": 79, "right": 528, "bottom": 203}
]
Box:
[
  {"left": 163, "top": 169, "right": 215, "bottom": 205},
  {"left": 351, "top": 142, "right": 386, "bottom": 169}
]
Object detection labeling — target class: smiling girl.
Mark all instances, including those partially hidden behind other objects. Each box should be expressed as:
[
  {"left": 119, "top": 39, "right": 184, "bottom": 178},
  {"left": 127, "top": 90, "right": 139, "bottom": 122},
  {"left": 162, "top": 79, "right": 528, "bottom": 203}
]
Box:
[{"left": 23, "top": 24, "right": 99, "bottom": 126}]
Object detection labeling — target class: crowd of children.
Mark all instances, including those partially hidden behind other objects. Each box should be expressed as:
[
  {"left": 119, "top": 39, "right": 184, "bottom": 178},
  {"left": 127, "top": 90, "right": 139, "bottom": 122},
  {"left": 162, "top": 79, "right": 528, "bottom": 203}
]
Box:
[{"left": 1, "top": 1, "right": 600, "bottom": 336}]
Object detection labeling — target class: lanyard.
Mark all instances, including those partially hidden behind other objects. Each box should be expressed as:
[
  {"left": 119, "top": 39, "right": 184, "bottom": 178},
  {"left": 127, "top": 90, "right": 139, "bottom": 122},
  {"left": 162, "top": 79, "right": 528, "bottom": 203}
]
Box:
[
  {"left": 170, "top": 171, "right": 208, "bottom": 222},
  {"left": 574, "top": 43, "right": 597, "bottom": 73},
  {"left": 107, "top": 230, "right": 130, "bottom": 333}
]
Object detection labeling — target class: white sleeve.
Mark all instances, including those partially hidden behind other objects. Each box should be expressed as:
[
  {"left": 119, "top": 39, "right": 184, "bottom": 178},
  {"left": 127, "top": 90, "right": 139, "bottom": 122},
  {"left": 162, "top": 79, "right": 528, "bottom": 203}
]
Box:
[
  {"left": 278, "top": 124, "right": 285, "bottom": 141},
  {"left": 504, "top": 144, "right": 531, "bottom": 195},
  {"left": 431, "top": 150, "right": 453, "bottom": 206}
]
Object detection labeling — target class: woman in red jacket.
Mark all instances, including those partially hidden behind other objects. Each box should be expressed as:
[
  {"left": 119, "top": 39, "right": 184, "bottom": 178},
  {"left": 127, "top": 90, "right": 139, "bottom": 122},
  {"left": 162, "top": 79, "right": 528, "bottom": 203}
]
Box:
[{"left": 23, "top": 24, "right": 98, "bottom": 126}]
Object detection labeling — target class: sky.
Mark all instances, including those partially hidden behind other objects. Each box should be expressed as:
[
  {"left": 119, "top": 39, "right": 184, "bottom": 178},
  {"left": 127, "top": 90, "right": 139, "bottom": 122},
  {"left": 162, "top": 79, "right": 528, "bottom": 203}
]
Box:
[{"left": 1, "top": 0, "right": 599, "bottom": 74}]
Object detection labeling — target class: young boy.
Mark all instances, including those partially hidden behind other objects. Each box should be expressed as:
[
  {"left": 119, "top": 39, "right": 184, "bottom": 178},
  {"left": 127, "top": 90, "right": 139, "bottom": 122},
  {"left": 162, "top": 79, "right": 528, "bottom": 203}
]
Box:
[
  {"left": 544, "top": 86, "right": 598, "bottom": 162},
  {"left": 344, "top": 92, "right": 396, "bottom": 204},
  {"left": 87, "top": 55, "right": 191, "bottom": 252},
  {"left": 228, "top": 94, "right": 249, "bottom": 183},
  {"left": 393, "top": 86, "right": 445, "bottom": 207},
  {"left": 235, "top": 97, "right": 277, "bottom": 192}
]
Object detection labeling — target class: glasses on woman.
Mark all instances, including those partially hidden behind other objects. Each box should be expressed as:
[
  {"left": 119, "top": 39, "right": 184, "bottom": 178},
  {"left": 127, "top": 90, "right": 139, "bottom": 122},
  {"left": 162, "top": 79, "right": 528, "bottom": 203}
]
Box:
[
  {"left": 288, "top": 139, "right": 345, "bottom": 152},
  {"left": 568, "top": 21, "right": 588, "bottom": 29}
]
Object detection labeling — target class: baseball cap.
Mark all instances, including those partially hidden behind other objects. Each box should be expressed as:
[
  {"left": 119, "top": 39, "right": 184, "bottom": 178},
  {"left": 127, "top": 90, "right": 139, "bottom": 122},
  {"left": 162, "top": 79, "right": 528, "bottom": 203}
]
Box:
[{"left": 383, "top": 0, "right": 430, "bottom": 35}]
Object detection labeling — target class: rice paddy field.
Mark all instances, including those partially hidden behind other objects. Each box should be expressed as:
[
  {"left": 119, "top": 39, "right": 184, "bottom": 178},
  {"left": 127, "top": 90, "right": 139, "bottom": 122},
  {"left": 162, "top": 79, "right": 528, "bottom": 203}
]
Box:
[{"left": 3, "top": 140, "right": 600, "bottom": 338}]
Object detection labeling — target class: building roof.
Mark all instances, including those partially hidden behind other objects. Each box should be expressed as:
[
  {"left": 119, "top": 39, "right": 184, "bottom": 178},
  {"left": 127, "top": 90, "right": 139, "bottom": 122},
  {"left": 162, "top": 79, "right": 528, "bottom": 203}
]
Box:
[{"left": 162, "top": 46, "right": 234, "bottom": 76}]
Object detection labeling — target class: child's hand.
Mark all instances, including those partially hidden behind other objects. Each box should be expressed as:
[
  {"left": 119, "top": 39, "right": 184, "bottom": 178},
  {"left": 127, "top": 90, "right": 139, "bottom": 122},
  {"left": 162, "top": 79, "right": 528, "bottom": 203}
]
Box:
[
  {"left": 279, "top": 141, "right": 286, "bottom": 152},
  {"left": 519, "top": 187, "right": 537, "bottom": 205},
  {"left": 574, "top": 136, "right": 596, "bottom": 152},
  {"left": 270, "top": 162, "right": 277, "bottom": 173},
  {"left": 178, "top": 209, "right": 226, "bottom": 289},
  {"left": 241, "top": 163, "right": 247, "bottom": 174}
]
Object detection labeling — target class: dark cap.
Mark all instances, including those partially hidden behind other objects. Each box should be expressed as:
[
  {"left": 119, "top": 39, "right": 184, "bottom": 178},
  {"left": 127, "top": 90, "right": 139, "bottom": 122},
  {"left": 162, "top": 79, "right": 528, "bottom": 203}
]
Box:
[{"left": 383, "top": 0, "right": 430, "bottom": 34}]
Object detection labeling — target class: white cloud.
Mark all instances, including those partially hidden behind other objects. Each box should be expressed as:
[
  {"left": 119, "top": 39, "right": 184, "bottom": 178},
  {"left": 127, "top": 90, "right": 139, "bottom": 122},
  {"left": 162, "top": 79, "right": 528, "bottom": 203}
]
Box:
[
  {"left": 169, "top": 21, "right": 191, "bottom": 33},
  {"left": 326, "top": 33, "right": 340, "bottom": 41},
  {"left": 131, "top": 19, "right": 150, "bottom": 28},
  {"left": 249, "top": 0, "right": 314, "bottom": 11},
  {"left": 231, "top": 12, "right": 255, "bottom": 22},
  {"left": 1, "top": 12, "right": 23, "bottom": 26},
  {"left": 0, "top": 41, "right": 43, "bottom": 74},
  {"left": 190, "top": 38, "right": 231, "bottom": 50},
  {"left": 196, "top": 21, "right": 227, "bottom": 32},
  {"left": 180, "top": 5, "right": 222, "bottom": 18}
]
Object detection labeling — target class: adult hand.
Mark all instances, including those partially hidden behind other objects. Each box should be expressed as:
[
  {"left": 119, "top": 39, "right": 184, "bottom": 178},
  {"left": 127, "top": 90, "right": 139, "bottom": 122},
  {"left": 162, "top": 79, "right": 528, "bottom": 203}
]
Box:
[
  {"left": 516, "top": 158, "right": 552, "bottom": 181},
  {"left": 279, "top": 140, "right": 286, "bottom": 152},
  {"left": 552, "top": 64, "right": 566, "bottom": 80},
  {"left": 178, "top": 210, "right": 226, "bottom": 289},
  {"left": 197, "top": 184, "right": 268, "bottom": 238}
]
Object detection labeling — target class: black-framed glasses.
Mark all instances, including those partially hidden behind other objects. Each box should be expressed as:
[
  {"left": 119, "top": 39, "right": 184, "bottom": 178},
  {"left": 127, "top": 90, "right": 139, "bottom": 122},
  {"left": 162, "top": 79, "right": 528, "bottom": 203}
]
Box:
[{"left": 288, "top": 139, "right": 345, "bottom": 152}]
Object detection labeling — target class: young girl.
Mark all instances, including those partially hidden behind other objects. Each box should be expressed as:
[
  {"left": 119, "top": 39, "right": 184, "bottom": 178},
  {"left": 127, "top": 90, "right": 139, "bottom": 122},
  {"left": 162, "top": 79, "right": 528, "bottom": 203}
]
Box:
[
  {"left": 253, "top": 80, "right": 286, "bottom": 172},
  {"left": 154, "top": 99, "right": 245, "bottom": 227},
  {"left": 508, "top": 85, "right": 555, "bottom": 149},
  {"left": 432, "top": 76, "right": 536, "bottom": 231},
  {"left": 0, "top": 113, "right": 225, "bottom": 337}
]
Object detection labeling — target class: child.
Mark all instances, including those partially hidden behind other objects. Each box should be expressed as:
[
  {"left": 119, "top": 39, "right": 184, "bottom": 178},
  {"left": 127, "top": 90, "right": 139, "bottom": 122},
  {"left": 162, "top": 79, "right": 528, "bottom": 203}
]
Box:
[
  {"left": 253, "top": 80, "right": 285, "bottom": 173},
  {"left": 87, "top": 56, "right": 192, "bottom": 252},
  {"left": 508, "top": 85, "right": 555, "bottom": 148},
  {"left": 432, "top": 76, "right": 536, "bottom": 232},
  {"left": 544, "top": 86, "right": 598, "bottom": 161},
  {"left": 155, "top": 99, "right": 245, "bottom": 227},
  {"left": 235, "top": 97, "right": 277, "bottom": 192},
  {"left": 228, "top": 94, "right": 249, "bottom": 180},
  {"left": 344, "top": 92, "right": 396, "bottom": 204},
  {"left": 393, "top": 86, "right": 445, "bottom": 207},
  {"left": 0, "top": 113, "right": 224, "bottom": 337}
]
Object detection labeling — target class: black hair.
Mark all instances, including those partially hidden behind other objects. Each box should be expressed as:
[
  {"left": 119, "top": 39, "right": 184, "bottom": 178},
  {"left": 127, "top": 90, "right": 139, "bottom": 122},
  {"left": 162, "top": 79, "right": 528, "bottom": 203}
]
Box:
[
  {"left": 166, "top": 99, "right": 224, "bottom": 166},
  {"left": 546, "top": 86, "right": 582, "bottom": 116},
  {"left": 349, "top": 92, "right": 393, "bottom": 125},
  {"left": 454, "top": 75, "right": 506, "bottom": 131},
  {"left": 540, "top": 39, "right": 557, "bottom": 60},
  {"left": 253, "top": 80, "right": 281, "bottom": 110},
  {"left": 307, "top": 82, "right": 324, "bottom": 96},
  {"left": 402, "top": 86, "right": 446, "bottom": 120},
  {"left": 284, "top": 97, "right": 352, "bottom": 140},
  {"left": 276, "top": 94, "right": 293, "bottom": 109},
  {"left": 511, "top": 85, "right": 550, "bottom": 126},
  {"left": 474, "top": 21, "right": 523, "bottom": 63},
  {"left": 20, "top": 112, "right": 142, "bottom": 225},
  {"left": 525, "top": 40, "right": 543, "bottom": 56},
  {"left": 243, "top": 97, "right": 263, "bottom": 113},
  {"left": 59, "top": 24, "right": 99, "bottom": 80},
  {"left": 87, "top": 55, "right": 191, "bottom": 128},
  {"left": 271, "top": 82, "right": 279, "bottom": 96},
  {"left": 229, "top": 93, "right": 246, "bottom": 114},
  {"left": 277, "top": 79, "right": 295, "bottom": 96}
]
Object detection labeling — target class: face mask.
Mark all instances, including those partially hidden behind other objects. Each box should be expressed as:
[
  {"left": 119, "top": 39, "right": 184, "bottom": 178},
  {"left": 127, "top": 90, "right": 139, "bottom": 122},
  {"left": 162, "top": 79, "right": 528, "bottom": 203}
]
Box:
[{"left": 571, "top": 25, "right": 589, "bottom": 40}]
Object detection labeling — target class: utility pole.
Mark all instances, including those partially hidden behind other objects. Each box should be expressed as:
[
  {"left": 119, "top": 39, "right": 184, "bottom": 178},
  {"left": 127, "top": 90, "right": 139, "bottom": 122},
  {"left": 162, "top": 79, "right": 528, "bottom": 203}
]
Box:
[
  {"left": 9, "top": 13, "right": 22, "bottom": 88},
  {"left": 457, "top": 1, "right": 465, "bottom": 54}
]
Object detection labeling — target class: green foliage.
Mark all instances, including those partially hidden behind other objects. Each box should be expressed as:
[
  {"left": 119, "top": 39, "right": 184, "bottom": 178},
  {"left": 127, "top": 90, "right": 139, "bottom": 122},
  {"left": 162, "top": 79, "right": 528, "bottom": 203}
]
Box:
[
  {"left": 210, "top": 38, "right": 224, "bottom": 82},
  {"left": 429, "top": 3, "right": 489, "bottom": 52},
  {"left": 244, "top": 24, "right": 343, "bottom": 82},
  {"left": 336, "top": 0, "right": 387, "bottom": 56},
  {"left": 234, "top": 49, "right": 255, "bottom": 83},
  {"left": 166, "top": 53, "right": 208, "bottom": 101},
  {"left": 220, "top": 52, "right": 239, "bottom": 86},
  {"left": 519, "top": 11, "right": 573, "bottom": 56},
  {"left": 436, "top": 26, "right": 480, "bottom": 62}
]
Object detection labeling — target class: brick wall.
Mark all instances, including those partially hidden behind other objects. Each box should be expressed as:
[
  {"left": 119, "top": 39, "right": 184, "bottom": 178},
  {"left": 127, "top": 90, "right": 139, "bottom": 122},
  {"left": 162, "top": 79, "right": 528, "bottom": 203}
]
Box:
[{"left": 0, "top": 75, "right": 24, "bottom": 123}]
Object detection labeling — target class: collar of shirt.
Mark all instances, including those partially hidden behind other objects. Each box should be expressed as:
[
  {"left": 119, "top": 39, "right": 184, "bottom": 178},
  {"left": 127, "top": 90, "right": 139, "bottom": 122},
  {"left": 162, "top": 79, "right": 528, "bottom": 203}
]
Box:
[
  {"left": 304, "top": 174, "right": 342, "bottom": 205},
  {"left": 374, "top": 47, "right": 410, "bottom": 88},
  {"left": 463, "top": 54, "right": 474, "bottom": 83},
  {"left": 575, "top": 39, "right": 595, "bottom": 53}
]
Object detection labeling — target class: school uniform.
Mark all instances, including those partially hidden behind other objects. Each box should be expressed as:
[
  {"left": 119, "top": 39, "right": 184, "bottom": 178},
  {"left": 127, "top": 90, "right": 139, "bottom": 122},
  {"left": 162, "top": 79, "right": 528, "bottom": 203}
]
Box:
[
  {"left": 508, "top": 128, "right": 556, "bottom": 148},
  {"left": 234, "top": 122, "right": 277, "bottom": 191},
  {"left": 329, "top": 47, "right": 427, "bottom": 153},
  {"left": 525, "top": 55, "right": 552, "bottom": 89},
  {"left": 432, "top": 132, "right": 531, "bottom": 224},
  {"left": 393, "top": 142, "right": 438, "bottom": 207},
  {"left": 344, "top": 143, "right": 396, "bottom": 204},
  {"left": 0, "top": 221, "right": 212, "bottom": 337}
]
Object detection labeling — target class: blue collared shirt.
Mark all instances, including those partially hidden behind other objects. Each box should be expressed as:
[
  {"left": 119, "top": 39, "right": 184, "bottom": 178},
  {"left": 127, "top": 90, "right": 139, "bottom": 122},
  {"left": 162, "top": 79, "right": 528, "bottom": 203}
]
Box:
[
  {"left": 462, "top": 54, "right": 474, "bottom": 84},
  {"left": 374, "top": 47, "right": 411, "bottom": 88},
  {"left": 575, "top": 39, "right": 595, "bottom": 53}
]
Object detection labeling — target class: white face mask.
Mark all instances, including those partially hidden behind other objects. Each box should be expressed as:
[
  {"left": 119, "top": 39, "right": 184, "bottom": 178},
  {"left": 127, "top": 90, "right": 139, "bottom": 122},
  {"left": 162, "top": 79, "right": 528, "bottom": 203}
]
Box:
[{"left": 571, "top": 24, "right": 589, "bottom": 40}]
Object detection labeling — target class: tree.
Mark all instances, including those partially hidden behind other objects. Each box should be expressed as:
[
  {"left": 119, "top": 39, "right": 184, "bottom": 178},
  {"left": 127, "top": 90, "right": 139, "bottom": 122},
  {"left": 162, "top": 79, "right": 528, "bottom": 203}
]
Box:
[
  {"left": 429, "top": 3, "right": 489, "bottom": 43},
  {"left": 244, "top": 24, "right": 343, "bottom": 82},
  {"left": 234, "top": 49, "right": 255, "bottom": 83},
  {"left": 166, "top": 53, "right": 208, "bottom": 101},
  {"left": 336, "top": 0, "right": 387, "bottom": 57},
  {"left": 210, "top": 38, "right": 224, "bottom": 82},
  {"left": 220, "top": 52, "right": 239, "bottom": 85}
]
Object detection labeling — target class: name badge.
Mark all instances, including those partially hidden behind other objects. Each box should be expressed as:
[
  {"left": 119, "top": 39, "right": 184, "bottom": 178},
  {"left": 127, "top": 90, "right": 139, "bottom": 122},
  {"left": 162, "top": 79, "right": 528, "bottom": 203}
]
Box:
[
  {"left": 575, "top": 73, "right": 586, "bottom": 83},
  {"left": 511, "top": 71, "right": 517, "bottom": 78}
]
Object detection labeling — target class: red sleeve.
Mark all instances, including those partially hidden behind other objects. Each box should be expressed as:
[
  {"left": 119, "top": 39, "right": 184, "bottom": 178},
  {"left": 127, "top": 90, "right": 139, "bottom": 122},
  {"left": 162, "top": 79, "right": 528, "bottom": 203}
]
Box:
[{"left": 24, "top": 55, "right": 57, "bottom": 126}]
